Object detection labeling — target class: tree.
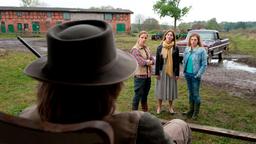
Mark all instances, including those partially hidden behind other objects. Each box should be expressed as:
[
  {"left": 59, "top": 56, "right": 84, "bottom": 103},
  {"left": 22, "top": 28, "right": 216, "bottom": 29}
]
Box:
[
  {"left": 153, "top": 0, "right": 191, "bottom": 31},
  {"left": 178, "top": 22, "right": 191, "bottom": 33},
  {"left": 134, "top": 14, "right": 145, "bottom": 31},
  {"left": 160, "top": 22, "right": 172, "bottom": 31},
  {"left": 20, "top": 0, "right": 48, "bottom": 7},
  {"left": 100, "top": 6, "right": 115, "bottom": 9},
  {"left": 134, "top": 14, "right": 145, "bottom": 24},
  {"left": 192, "top": 21, "right": 206, "bottom": 29},
  {"left": 21, "top": 0, "right": 32, "bottom": 7},
  {"left": 206, "top": 18, "right": 222, "bottom": 30},
  {"left": 142, "top": 18, "right": 160, "bottom": 31}
]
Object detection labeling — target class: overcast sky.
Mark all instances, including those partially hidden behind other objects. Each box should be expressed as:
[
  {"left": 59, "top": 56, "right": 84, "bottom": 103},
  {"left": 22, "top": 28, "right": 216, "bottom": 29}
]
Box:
[{"left": 1, "top": 0, "right": 256, "bottom": 25}]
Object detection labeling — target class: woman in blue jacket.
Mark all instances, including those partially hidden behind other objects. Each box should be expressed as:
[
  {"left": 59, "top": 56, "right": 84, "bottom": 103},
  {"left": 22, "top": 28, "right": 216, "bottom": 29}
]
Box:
[{"left": 183, "top": 33, "right": 207, "bottom": 119}]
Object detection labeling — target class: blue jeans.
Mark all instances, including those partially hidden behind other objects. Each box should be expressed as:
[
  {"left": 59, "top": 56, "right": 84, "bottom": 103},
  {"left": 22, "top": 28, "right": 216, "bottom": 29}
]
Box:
[
  {"left": 132, "top": 77, "right": 151, "bottom": 110},
  {"left": 184, "top": 73, "right": 201, "bottom": 104}
]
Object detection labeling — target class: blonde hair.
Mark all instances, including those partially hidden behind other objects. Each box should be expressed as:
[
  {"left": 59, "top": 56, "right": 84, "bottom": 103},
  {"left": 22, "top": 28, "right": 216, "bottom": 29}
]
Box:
[
  {"left": 138, "top": 31, "right": 148, "bottom": 37},
  {"left": 133, "top": 31, "right": 148, "bottom": 48}
]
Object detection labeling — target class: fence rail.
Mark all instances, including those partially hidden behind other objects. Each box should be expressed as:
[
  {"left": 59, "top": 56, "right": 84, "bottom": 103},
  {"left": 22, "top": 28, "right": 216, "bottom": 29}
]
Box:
[{"left": 161, "top": 119, "right": 256, "bottom": 142}]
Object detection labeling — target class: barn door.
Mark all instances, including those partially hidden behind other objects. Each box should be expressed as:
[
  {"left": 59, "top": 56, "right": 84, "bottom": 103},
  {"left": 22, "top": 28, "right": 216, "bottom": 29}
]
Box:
[{"left": 116, "top": 23, "right": 125, "bottom": 33}]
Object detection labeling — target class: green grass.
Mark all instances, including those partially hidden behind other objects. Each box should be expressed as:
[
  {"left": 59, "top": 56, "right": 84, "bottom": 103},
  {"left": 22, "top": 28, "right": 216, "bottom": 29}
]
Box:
[
  {"left": 0, "top": 51, "right": 37, "bottom": 115},
  {"left": 0, "top": 33, "right": 46, "bottom": 39},
  {"left": 0, "top": 33, "right": 18, "bottom": 38},
  {"left": 222, "top": 31, "right": 256, "bottom": 57},
  {"left": 115, "top": 33, "right": 160, "bottom": 54},
  {"left": 1, "top": 33, "right": 256, "bottom": 143},
  {"left": 118, "top": 78, "right": 256, "bottom": 144}
]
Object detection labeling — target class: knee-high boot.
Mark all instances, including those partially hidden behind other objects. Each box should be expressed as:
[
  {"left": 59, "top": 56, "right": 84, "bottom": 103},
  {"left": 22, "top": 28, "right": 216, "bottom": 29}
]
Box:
[
  {"left": 192, "top": 103, "right": 200, "bottom": 120},
  {"left": 132, "top": 104, "right": 138, "bottom": 111},
  {"left": 141, "top": 102, "right": 148, "bottom": 112},
  {"left": 183, "top": 102, "right": 194, "bottom": 118},
  {"left": 132, "top": 101, "right": 139, "bottom": 110}
]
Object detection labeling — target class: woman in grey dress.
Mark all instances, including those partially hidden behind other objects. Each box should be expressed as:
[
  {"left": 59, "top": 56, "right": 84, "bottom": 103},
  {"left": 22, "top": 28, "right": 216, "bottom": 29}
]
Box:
[{"left": 155, "top": 29, "right": 180, "bottom": 114}]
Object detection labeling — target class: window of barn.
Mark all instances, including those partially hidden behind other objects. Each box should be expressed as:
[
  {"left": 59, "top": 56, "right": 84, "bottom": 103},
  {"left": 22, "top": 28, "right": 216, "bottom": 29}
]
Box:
[
  {"left": 116, "top": 14, "right": 120, "bottom": 20},
  {"left": 63, "top": 12, "right": 70, "bottom": 20},
  {"left": 24, "top": 23, "right": 29, "bottom": 31},
  {"left": 104, "top": 14, "right": 112, "bottom": 20},
  {"left": 47, "top": 12, "right": 52, "bottom": 18},
  {"left": 16, "top": 12, "right": 22, "bottom": 17}
]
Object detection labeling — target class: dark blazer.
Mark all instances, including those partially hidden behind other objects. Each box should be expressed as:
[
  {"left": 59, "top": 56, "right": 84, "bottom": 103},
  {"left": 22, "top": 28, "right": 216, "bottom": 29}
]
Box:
[{"left": 155, "top": 45, "right": 180, "bottom": 76}]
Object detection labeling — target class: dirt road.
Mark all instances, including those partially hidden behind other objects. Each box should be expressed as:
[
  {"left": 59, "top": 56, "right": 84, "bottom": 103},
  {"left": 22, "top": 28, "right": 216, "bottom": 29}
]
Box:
[
  {"left": 202, "top": 59, "right": 256, "bottom": 99},
  {"left": 1, "top": 38, "right": 256, "bottom": 99}
]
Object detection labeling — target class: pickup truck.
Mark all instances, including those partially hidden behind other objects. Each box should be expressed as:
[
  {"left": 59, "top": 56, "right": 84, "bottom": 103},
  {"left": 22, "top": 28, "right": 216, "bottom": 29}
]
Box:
[{"left": 176, "top": 29, "right": 229, "bottom": 63}]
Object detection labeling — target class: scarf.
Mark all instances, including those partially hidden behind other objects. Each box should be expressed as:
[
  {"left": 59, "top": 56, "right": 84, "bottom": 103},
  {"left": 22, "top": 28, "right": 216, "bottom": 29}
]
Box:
[{"left": 161, "top": 41, "right": 174, "bottom": 77}]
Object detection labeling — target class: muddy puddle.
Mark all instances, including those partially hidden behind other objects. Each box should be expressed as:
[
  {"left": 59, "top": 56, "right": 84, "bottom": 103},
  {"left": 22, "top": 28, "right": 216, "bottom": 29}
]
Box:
[
  {"left": 211, "top": 59, "right": 256, "bottom": 73},
  {"left": 203, "top": 58, "right": 256, "bottom": 99}
]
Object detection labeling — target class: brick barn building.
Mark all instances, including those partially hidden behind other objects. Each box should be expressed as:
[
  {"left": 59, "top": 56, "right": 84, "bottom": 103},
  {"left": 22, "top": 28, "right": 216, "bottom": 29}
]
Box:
[{"left": 0, "top": 6, "right": 133, "bottom": 34}]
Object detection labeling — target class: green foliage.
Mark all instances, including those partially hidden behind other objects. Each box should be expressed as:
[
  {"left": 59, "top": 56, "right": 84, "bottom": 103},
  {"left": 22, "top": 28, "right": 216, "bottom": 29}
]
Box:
[
  {"left": 178, "top": 22, "right": 191, "bottom": 33},
  {"left": 153, "top": 0, "right": 191, "bottom": 29},
  {"left": 160, "top": 24, "right": 172, "bottom": 31},
  {"left": 132, "top": 23, "right": 172, "bottom": 33},
  {"left": 178, "top": 19, "right": 256, "bottom": 32},
  {"left": 205, "top": 18, "right": 222, "bottom": 31},
  {"left": 142, "top": 18, "right": 160, "bottom": 31},
  {"left": 222, "top": 21, "right": 256, "bottom": 32}
]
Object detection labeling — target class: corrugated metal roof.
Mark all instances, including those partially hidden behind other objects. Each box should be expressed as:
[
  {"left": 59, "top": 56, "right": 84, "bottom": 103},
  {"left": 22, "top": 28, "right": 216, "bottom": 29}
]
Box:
[{"left": 0, "top": 6, "right": 133, "bottom": 14}]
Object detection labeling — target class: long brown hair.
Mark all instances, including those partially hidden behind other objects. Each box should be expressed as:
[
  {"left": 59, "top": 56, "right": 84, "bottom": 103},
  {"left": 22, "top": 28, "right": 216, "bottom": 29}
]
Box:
[
  {"left": 188, "top": 33, "right": 203, "bottom": 47},
  {"left": 162, "top": 29, "right": 176, "bottom": 45},
  {"left": 37, "top": 82, "right": 123, "bottom": 124}
]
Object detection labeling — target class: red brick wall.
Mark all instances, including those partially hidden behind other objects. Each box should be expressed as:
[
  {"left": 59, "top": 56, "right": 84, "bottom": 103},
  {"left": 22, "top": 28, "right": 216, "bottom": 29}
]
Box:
[
  {"left": 0, "top": 10, "right": 132, "bottom": 33},
  {"left": 1, "top": 11, "right": 69, "bottom": 33}
]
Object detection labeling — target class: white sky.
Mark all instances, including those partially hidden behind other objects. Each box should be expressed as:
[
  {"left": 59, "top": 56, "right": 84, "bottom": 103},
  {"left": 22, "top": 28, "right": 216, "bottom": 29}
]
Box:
[{"left": 1, "top": 0, "right": 256, "bottom": 25}]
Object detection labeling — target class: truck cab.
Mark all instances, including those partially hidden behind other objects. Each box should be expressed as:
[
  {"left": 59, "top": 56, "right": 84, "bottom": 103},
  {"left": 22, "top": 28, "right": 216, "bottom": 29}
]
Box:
[{"left": 177, "top": 29, "right": 229, "bottom": 63}]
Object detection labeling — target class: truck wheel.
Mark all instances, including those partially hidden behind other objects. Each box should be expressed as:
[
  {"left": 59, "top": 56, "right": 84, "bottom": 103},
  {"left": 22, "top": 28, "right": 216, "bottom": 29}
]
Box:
[
  {"left": 207, "top": 55, "right": 212, "bottom": 64},
  {"left": 179, "top": 57, "right": 183, "bottom": 64},
  {"left": 218, "top": 52, "right": 223, "bottom": 61}
]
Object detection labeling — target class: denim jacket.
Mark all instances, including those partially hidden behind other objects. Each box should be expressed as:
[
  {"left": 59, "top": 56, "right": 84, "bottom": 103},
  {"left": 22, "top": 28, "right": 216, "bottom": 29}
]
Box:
[{"left": 183, "top": 47, "right": 207, "bottom": 78}]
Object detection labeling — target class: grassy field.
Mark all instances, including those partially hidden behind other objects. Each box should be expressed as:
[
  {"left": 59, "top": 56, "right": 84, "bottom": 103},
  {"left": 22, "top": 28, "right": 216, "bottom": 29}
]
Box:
[
  {"left": 115, "top": 33, "right": 160, "bottom": 54},
  {"left": 0, "top": 33, "right": 19, "bottom": 39},
  {"left": 0, "top": 33, "right": 256, "bottom": 143},
  {"left": 222, "top": 30, "right": 256, "bottom": 57}
]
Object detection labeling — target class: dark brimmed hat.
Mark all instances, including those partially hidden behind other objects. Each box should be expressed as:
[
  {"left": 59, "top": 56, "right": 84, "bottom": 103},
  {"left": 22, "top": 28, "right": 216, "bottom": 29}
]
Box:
[{"left": 24, "top": 20, "right": 137, "bottom": 86}]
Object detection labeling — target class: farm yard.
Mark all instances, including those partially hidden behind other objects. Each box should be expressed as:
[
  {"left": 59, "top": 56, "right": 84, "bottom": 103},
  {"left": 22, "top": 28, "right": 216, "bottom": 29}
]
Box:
[{"left": 0, "top": 31, "right": 256, "bottom": 143}]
